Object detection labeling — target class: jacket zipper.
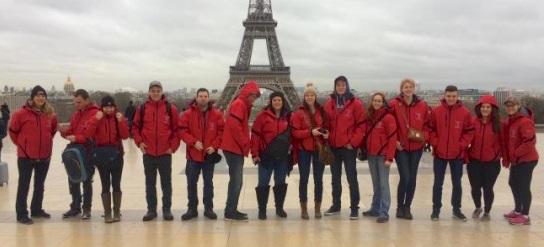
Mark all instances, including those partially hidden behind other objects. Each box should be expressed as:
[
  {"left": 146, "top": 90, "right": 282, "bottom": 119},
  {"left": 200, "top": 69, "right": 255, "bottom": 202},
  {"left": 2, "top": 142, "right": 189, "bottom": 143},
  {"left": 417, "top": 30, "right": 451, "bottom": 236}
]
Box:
[
  {"left": 155, "top": 102, "right": 159, "bottom": 156},
  {"left": 480, "top": 122, "right": 486, "bottom": 161},
  {"left": 38, "top": 115, "right": 42, "bottom": 159},
  {"left": 446, "top": 108, "right": 452, "bottom": 158}
]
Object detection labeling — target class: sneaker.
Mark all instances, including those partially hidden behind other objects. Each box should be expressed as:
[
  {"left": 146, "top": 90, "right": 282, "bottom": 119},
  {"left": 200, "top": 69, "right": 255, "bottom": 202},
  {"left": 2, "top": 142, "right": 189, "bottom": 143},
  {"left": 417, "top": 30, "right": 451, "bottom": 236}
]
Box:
[
  {"left": 453, "top": 211, "right": 467, "bottom": 222},
  {"left": 362, "top": 210, "right": 379, "bottom": 217},
  {"left": 81, "top": 209, "right": 91, "bottom": 220},
  {"left": 472, "top": 208, "right": 483, "bottom": 219},
  {"left": 235, "top": 210, "right": 248, "bottom": 217},
  {"left": 31, "top": 210, "right": 51, "bottom": 218},
  {"left": 349, "top": 208, "right": 359, "bottom": 220},
  {"left": 376, "top": 217, "right": 389, "bottom": 223},
  {"left": 204, "top": 208, "right": 217, "bottom": 220},
  {"left": 62, "top": 208, "right": 81, "bottom": 218},
  {"left": 503, "top": 210, "right": 520, "bottom": 219},
  {"left": 431, "top": 210, "right": 440, "bottom": 221},
  {"left": 224, "top": 212, "right": 248, "bottom": 222},
  {"left": 509, "top": 215, "right": 530, "bottom": 225},
  {"left": 181, "top": 208, "right": 197, "bottom": 221},
  {"left": 324, "top": 206, "right": 341, "bottom": 216},
  {"left": 480, "top": 213, "right": 491, "bottom": 222},
  {"left": 17, "top": 216, "right": 34, "bottom": 225},
  {"left": 142, "top": 211, "right": 157, "bottom": 221},
  {"left": 163, "top": 209, "right": 174, "bottom": 221}
]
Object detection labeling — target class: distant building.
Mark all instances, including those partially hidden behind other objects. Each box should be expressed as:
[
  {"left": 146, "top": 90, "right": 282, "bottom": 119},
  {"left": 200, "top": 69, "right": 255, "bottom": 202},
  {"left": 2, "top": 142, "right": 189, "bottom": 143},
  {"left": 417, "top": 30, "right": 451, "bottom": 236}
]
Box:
[
  {"left": 64, "top": 76, "right": 75, "bottom": 95},
  {"left": 494, "top": 87, "right": 512, "bottom": 105}
]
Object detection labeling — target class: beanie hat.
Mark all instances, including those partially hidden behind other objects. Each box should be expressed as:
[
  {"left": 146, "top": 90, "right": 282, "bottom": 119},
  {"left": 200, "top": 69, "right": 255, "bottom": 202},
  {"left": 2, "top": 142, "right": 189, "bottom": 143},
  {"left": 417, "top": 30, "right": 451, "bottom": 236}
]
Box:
[
  {"left": 303, "top": 82, "right": 317, "bottom": 96},
  {"left": 31, "top": 85, "right": 47, "bottom": 99},
  {"left": 101, "top": 95, "right": 116, "bottom": 107}
]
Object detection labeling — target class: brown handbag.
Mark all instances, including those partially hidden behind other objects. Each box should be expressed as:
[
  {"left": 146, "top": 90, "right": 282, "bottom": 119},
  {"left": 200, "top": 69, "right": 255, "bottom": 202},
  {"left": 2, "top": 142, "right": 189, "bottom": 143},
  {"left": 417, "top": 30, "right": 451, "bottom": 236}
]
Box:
[
  {"left": 401, "top": 107, "right": 426, "bottom": 143},
  {"left": 301, "top": 110, "right": 334, "bottom": 165}
]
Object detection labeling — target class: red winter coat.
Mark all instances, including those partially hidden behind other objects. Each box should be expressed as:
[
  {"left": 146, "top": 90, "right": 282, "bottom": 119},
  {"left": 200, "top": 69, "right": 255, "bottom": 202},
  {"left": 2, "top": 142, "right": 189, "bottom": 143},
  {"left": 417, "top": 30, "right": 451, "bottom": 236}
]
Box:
[
  {"left": 179, "top": 101, "right": 225, "bottom": 162},
  {"left": 468, "top": 96, "right": 502, "bottom": 162},
  {"left": 131, "top": 97, "right": 180, "bottom": 157},
  {"left": 389, "top": 95, "right": 430, "bottom": 151},
  {"left": 503, "top": 107, "right": 539, "bottom": 166},
  {"left": 61, "top": 104, "right": 100, "bottom": 144},
  {"left": 362, "top": 108, "right": 398, "bottom": 161},
  {"left": 86, "top": 112, "right": 130, "bottom": 154},
  {"left": 251, "top": 108, "right": 289, "bottom": 158},
  {"left": 291, "top": 105, "right": 327, "bottom": 152},
  {"left": 9, "top": 104, "right": 58, "bottom": 160},
  {"left": 324, "top": 96, "right": 366, "bottom": 148},
  {"left": 221, "top": 81, "right": 260, "bottom": 156},
  {"left": 429, "top": 99, "right": 474, "bottom": 160}
]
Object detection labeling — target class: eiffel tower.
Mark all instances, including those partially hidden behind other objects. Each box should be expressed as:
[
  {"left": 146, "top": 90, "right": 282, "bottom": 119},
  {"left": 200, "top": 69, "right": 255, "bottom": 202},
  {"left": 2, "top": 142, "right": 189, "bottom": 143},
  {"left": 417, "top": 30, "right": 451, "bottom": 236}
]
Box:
[{"left": 217, "top": 0, "right": 301, "bottom": 108}]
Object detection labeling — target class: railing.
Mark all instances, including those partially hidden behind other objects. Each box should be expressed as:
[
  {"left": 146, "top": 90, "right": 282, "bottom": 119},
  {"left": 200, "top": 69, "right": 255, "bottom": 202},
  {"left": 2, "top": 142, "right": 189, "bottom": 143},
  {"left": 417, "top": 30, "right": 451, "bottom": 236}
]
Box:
[{"left": 230, "top": 66, "right": 290, "bottom": 73}]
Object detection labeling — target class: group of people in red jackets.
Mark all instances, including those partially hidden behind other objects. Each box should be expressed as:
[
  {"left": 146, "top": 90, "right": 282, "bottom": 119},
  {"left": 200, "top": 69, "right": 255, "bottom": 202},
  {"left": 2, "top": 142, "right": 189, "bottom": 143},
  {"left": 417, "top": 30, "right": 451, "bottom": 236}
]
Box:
[{"left": 9, "top": 78, "right": 538, "bottom": 226}]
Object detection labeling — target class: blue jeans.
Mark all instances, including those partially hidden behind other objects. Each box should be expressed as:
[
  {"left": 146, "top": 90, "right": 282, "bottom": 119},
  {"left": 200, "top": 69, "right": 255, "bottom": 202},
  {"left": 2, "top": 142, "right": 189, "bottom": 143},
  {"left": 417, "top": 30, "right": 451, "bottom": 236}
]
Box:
[
  {"left": 330, "top": 148, "right": 360, "bottom": 209},
  {"left": 258, "top": 154, "right": 288, "bottom": 187},
  {"left": 395, "top": 150, "right": 423, "bottom": 208},
  {"left": 224, "top": 151, "right": 245, "bottom": 214},
  {"left": 368, "top": 155, "right": 391, "bottom": 218},
  {"left": 432, "top": 158, "right": 464, "bottom": 212},
  {"left": 185, "top": 160, "right": 215, "bottom": 209},
  {"left": 298, "top": 149, "right": 325, "bottom": 203}
]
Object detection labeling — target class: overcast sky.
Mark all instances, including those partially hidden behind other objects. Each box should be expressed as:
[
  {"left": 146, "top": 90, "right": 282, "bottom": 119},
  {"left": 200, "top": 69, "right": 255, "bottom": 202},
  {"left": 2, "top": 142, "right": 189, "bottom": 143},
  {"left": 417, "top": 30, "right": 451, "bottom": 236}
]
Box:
[{"left": 1, "top": 0, "right": 543, "bottom": 92}]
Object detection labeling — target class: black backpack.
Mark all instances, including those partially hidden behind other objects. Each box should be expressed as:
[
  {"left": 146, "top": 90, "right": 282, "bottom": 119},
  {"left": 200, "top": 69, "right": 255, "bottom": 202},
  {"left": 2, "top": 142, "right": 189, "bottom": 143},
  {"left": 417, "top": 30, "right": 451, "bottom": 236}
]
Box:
[{"left": 137, "top": 102, "right": 174, "bottom": 133}]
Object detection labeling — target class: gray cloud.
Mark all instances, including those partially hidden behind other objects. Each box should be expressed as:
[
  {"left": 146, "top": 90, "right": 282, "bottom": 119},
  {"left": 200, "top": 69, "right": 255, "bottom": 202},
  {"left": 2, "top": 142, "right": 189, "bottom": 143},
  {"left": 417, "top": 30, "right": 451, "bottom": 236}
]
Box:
[{"left": 0, "top": 0, "right": 543, "bottom": 92}]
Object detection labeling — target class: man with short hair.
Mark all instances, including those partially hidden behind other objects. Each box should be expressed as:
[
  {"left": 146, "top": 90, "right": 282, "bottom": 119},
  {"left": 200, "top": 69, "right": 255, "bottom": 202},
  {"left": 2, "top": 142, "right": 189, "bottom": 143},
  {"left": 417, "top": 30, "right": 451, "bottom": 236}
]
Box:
[
  {"left": 132, "top": 81, "right": 180, "bottom": 221},
  {"left": 429, "top": 85, "right": 474, "bottom": 221},
  {"left": 178, "top": 88, "right": 224, "bottom": 220},
  {"left": 59, "top": 89, "right": 100, "bottom": 219}
]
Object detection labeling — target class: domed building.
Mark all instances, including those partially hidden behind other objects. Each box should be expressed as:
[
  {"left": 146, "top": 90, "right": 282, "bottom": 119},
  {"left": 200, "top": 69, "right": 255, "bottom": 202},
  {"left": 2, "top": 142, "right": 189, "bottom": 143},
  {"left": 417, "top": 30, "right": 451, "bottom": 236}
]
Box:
[{"left": 64, "top": 76, "right": 75, "bottom": 95}]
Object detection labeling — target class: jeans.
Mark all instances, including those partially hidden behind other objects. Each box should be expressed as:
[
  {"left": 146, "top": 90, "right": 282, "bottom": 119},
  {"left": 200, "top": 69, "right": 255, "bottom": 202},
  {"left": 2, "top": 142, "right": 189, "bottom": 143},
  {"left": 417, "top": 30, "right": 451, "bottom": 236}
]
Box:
[
  {"left": 16, "top": 158, "right": 50, "bottom": 219},
  {"left": 467, "top": 160, "right": 501, "bottom": 213},
  {"left": 185, "top": 160, "right": 215, "bottom": 209},
  {"left": 330, "top": 148, "right": 359, "bottom": 209},
  {"left": 224, "top": 151, "right": 245, "bottom": 214},
  {"left": 257, "top": 154, "right": 288, "bottom": 187},
  {"left": 368, "top": 155, "right": 391, "bottom": 218},
  {"left": 97, "top": 158, "right": 124, "bottom": 193},
  {"left": 509, "top": 161, "right": 537, "bottom": 215},
  {"left": 298, "top": 149, "right": 325, "bottom": 203},
  {"left": 68, "top": 160, "right": 96, "bottom": 210},
  {"left": 395, "top": 150, "right": 423, "bottom": 208},
  {"left": 143, "top": 154, "right": 172, "bottom": 212},
  {"left": 432, "top": 158, "right": 464, "bottom": 212}
]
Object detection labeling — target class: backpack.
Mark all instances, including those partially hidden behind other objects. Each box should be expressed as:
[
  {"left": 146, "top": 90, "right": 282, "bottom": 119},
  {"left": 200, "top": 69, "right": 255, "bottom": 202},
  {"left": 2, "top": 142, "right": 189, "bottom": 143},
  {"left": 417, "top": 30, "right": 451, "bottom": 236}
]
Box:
[
  {"left": 62, "top": 144, "right": 87, "bottom": 183},
  {"left": 138, "top": 102, "right": 174, "bottom": 133}
]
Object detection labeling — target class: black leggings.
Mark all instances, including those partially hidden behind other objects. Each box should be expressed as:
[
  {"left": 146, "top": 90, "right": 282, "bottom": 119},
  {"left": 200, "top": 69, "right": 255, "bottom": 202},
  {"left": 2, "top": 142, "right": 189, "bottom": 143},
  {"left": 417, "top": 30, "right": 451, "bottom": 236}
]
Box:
[
  {"left": 97, "top": 158, "right": 124, "bottom": 194},
  {"left": 467, "top": 160, "right": 500, "bottom": 213},
  {"left": 508, "top": 161, "right": 537, "bottom": 215}
]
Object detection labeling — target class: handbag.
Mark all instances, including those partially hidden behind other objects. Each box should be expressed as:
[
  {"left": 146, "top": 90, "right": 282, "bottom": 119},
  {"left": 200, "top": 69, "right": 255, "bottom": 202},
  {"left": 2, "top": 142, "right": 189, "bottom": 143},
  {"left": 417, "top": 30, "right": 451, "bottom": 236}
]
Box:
[
  {"left": 301, "top": 109, "right": 334, "bottom": 165},
  {"left": 357, "top": 113, "right": 387, "bottom": 161},
  {"left": 401, "top": 106, "right": 425, "bottom": 143},
  {"left": 90, "top": 117, "right": 122, "bottom": 168},
  {"left": 263, "top": 126, "right": 291, "bottom": 161}
]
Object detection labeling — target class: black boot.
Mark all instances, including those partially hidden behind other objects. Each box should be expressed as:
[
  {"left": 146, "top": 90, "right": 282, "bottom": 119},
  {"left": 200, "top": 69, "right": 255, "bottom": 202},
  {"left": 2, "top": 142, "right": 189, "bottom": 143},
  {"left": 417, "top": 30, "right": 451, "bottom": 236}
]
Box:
[
  {"left": 101, "top": 193, "right": 113, "bottom": 224},
  {"left": 255, "top": 185, "right": 270, "bottom": 220},
  {"left": 273, "top": 184, "right": 288, "bottom": 218},
  {"left": 112, "top": 192, "right": 122, "bottom": 222}
]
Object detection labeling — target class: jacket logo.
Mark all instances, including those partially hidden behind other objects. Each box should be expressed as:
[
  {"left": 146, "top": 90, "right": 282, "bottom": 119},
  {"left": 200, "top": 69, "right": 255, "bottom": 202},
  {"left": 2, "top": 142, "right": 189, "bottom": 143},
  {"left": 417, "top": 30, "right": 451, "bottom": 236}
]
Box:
[
  {"left": 454, "top": 121, "right": 462, "bottom": 129},
  {"left": 510, "top": 128, "right": 518, "bottom": 138},
  {"left": 209, "top": 123, "right": 216, "bottom": 130},
  {"left": 415, "top": 113, "right": 422, "bottom": 121},
  {"left": 343, "top": 109, "right": 353, "bottom": 116}
]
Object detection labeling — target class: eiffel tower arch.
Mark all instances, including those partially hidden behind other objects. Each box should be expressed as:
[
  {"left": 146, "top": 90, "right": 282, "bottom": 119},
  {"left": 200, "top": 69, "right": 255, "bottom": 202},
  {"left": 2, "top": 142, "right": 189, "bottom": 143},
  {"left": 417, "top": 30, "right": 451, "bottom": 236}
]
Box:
[{"left": 217, "top": 0, "right": 301, "bottom": 109}]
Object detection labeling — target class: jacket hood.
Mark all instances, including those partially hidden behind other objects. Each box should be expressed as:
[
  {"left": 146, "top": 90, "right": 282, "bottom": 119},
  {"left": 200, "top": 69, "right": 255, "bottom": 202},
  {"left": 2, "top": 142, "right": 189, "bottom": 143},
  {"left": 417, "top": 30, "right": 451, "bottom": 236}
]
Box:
[
  {"left": 474, "top": 95, "right": 499, "bottom": 112},
  {"left": 440, "top": 98, "right": 463, "bottom": 109},
  {"left": 237, "top": 80, "right": 261, "bottom": 107},
  {"left": 189, "top": 99, "right": 214, "bottom": 110},
  {"left": 511, "top": 107, "right": 534, "bottom": 121},
  {"left": 395, "top": 94, "right": 421, "bottom": 105},
  {"left": 331, "top": 76, "right": 354, "bottom": 101}
]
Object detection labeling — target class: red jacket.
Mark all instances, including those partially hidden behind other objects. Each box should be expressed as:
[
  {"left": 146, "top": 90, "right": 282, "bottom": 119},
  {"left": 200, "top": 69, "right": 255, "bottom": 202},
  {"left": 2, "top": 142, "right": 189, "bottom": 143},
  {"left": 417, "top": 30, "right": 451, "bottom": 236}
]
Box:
[
  {"left": 179, "top": 101, "right": 225, "bottom": 162},
  {"left": 468, "top": 96, "right": 502, "bottom": 162},
  {"left": 61, "top": 104, "right": 100, "bottom": 144},
  {"left": 221, "top": 81, "right": 260, "bottom": 156},
  {"left": 324, "top": 96, "right": 366, "bottom": 148},
  {"left": 251, "top": 108, "right": 290, "bottom": 158},
  {"left": 131, "top": 97, "right": 180, "bottom": 157},
  {"left": 389, "top": 95, "right": 430, "bottom": 151},
  {"left": 291, "top": 105, "right": 327, "bottom": 152},
  {"left": 362, "top": 108, "right": 398, "bottom": 161},
  {"left": 429, "top": 99, "right": 474, "bottom": 160},
  {"left": 86, "top": 112, "right": 130, "bottom": 154},
  {"left": 503, "top": 107, "right": 539, "bottom": 165},
  {"left": 9, "top": 104, "right": 58, "bottom": 159}
]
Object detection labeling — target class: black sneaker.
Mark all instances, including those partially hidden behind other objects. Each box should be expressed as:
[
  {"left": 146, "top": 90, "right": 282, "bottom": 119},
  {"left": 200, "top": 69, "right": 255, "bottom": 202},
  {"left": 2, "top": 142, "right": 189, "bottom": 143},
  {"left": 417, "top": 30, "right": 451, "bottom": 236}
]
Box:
[
  {"left": 17, "top": 216, "right": 34, "bottom": 225},
  {"left": 349, "top": 208, "right": 359, "bottom": 220},
  {"left": 224, "top": 212, "right": 248, "bottom": 222},
  {"left": 324, "top": 206, "right": 341, "bottom": 216},
  {"left": 62, "top": 208, "right": 81, "bottom": 218},
  {"left": 163, "top": 209, "right": 174, "bottom": 221},
  {"left": 181, "top": 208, "right": 198, "bottom": 221},
  {"left": 235, "top": 210, "right": 248, "bottom": 217},
  {"left": 31, "top": 210, "right": 51, "bottom": 218},
  {"left": 453, "top": 211, "right": 467, "bottom": 222},
  {"left": 431, "top": 210, "right": 440, "bottom": 221},
  {"left": 142, "top": 211, "right": 157, "bottom": 221},
  {"left": 81, "top": 209, "right": 91, "bottom": 220},
  {"left": 204, "top": 208, "right": 217, "bottom": 220},
  {"left": 362, "top": 210, "right": 379, "bottom": 217}
]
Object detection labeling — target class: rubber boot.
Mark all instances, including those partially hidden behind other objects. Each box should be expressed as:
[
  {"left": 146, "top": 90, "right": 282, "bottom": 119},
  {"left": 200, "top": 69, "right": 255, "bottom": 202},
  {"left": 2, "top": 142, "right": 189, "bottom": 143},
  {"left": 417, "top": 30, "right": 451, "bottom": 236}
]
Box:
[
  {"left": 273, "top": 184, "right": 288, "bottom": 218},
  {"left": 256, "top": 185, "right": 270, "bottom": 220}
]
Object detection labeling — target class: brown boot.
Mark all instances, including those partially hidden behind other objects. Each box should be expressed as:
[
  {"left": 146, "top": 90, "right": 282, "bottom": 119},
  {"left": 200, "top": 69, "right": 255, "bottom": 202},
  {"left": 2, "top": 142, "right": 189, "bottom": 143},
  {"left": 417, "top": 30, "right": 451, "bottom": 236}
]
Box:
[
  {"left": 301, "top": 202, "right": 309, "bottom": 220},
  {"left": 101, "top": 193, "right": 113, "bottom": 223},
  {"left": 315, "top": 201, "right": 322, "bottom": 219},
  {"left": 112, "top": 192, "right": 122, "bottom": 222}
]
